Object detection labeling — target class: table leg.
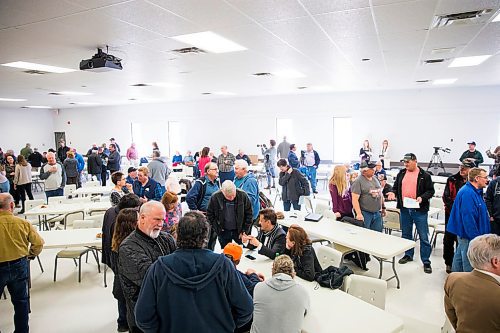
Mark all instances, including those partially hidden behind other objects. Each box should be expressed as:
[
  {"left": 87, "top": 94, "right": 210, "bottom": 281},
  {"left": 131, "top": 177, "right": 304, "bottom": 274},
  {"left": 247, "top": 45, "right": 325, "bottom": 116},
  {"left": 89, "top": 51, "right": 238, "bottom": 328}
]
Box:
[
  {"left": 374, "top": 256, "right": 401, "bottom": 289},
  {"left": 392, "top": 256, "right": 401, "bottom": 289}
]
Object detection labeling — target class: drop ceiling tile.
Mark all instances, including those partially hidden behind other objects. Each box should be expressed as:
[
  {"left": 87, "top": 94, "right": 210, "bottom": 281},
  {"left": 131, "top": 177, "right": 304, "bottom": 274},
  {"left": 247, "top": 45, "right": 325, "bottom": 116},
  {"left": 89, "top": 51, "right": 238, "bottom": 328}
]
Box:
[
  {"left": 373, "top": 0, "right": 438, "bottom": 35},
  {"left": 226, "top": 0, "right": 308, "bottom": 23},
  {"left": 300, "top": 0, "right": 369, "bottom": 15},
  {"left": 435, "top": 0, "right": 500, "bottom": 15},
  {"left": 334, "top": 36, "right": 382, "bottom": 60},
  {"left": 425, "top": 24, "right": 483, "bottom": 50},
  {"left": 315, "top": 8, "right": 377, "bottom": 40},
  {"left": 459, "top": 23, "right": 500, "bottom": 56},
  {"left": 214, "top": 24, "right": 286, "bottom": 51},
  {"left": 262, "top": 17, "right": 330, "bottom": 50},
  {"left": 67, "top": 0, "right": 133, "bottom": 10}
]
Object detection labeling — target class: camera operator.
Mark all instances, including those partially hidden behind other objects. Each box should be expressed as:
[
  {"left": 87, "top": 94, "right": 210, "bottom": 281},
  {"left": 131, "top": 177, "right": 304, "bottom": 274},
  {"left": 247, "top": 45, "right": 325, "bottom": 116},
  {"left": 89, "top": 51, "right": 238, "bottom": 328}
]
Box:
[
  {"left": 459, "top": 141, "right": 483, "bottom": 167},
  {"left": 260, "top": 140, "right": 277, "bottom": 189}
]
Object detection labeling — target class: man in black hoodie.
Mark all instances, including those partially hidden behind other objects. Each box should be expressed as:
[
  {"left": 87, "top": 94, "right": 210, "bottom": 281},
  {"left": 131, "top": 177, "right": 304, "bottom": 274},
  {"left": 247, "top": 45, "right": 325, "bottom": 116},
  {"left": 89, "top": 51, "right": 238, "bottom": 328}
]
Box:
[{"left": 135, "top": 211, "right": 253, "bottom": 333}]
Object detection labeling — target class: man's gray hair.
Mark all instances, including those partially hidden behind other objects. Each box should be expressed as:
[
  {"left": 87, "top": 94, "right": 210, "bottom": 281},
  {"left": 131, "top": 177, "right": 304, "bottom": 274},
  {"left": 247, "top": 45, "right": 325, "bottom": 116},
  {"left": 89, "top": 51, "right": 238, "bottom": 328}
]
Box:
[
  {"left": 221, "top": 180, "right": 236, "bottom": 195},
  {"left": 467, "top": 234, "right": 500, "bottom": 270},
  {"left": 0, "top": 193, "right": 14, "bottom": 210},
  {"left": 234, "top": 159, "right": 248, "bottom": 170},
  {"left": 139, "top": 200, "right": 165, "bottom": 216}
]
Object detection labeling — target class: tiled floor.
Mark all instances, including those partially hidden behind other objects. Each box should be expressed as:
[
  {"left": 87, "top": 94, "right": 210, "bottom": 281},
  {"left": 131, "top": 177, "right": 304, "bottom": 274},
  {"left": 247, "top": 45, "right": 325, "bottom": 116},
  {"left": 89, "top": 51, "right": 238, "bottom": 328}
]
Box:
[{"left": 1, "top": 187, "right": 449, "bottom": 333}]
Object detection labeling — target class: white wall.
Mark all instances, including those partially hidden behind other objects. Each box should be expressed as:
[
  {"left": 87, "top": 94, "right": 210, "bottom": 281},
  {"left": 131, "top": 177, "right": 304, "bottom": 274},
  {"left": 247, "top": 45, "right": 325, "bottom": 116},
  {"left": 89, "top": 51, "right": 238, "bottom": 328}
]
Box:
[
  {"left": 3, "top": 86, "right": 498, "bottom": 165},
  {"left": 0, "top": 108, "right": 55, "bottom": 154}
]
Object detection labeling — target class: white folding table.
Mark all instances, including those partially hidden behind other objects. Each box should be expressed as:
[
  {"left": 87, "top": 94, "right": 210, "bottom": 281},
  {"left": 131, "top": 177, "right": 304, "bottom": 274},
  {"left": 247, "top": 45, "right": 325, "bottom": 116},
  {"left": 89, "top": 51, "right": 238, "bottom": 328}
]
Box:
[{"left": 38, "top": 228, "right": 102, "bottom": 249}]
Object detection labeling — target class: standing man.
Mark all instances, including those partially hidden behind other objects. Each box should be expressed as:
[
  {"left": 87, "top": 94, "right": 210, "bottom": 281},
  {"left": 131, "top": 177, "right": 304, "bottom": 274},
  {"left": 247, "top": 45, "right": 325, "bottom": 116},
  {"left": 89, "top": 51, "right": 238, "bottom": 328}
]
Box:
[
  {"left": 206, "top": 180, "right": 253, "bottom": 250},
  {"left": 39, "top": 152, "right": 66, "bottom": 200},
  {"left": 118, "top": 201, "right": 176, "bottom": 332},
  {"left": 110, "top": 138, "right": 121, "bottom": 153},
  {"left": 442, "top": 160, "right": 474, "bottom": 273},
  {"left": 135, "top": 211, "right": 253, "bottom": 333},
  {"left": 287, "top": 144, "right": 300, "bottom": 169},
  {"left": 261, "top": 139, "right": 277, "bottom": 189},
  {"left": 234, "top": 159, "right": 260, "bottom": 222},
  {"left": 486, "top": 167, "right": 500, "bottom": 235},
  {"left": 147, "top": 151, "right": 169, "bottom": 192},
  {"left": 0, "top": 193, "right": 44, "bottom": 333},
  {"left": 447, "top": 168, "right": 490, "bottom": 272},
  {"left": 186, "top": 162, "right": 220, "bottom": 212},
  {"left": 302, "top": 143, "right": 320, "bottom": 194},
  {"left": 352, "top": 160, "right": 386, "bottom": 232},
  {"left": 243, "top": 208, "right": 286, "bottom": 259},
  {"left": 444, "top": 234, "right": 500, "bottom": 332},
  {"left": 459, "top": 141, "right": 484, "bottom": 167},
  {"left": 387, "top": 153, "right": 434, "bottom": 273},
  {"left": 20, "top": 143, "right": 32, "bottom": 160},
  {"left": 107, "top": 143, "right": 121, "bottom": 175},
  {"left": 217, "top": 145, "right": 236, "bottom": 184},
  {"left": 73, "top": 148, "right": 85, "bottom": 188},
  {"left": 27, "top": 148, "right": 43, "bottom": 171},
  {"left": 126, "top": 143, "right": 138, "bottom": 167},
  {"left": 236, "top": 149, "right": 252, "bottom": 166},
  {"left": 87, "top": 148, "right": 103, "bottom": 183},
  {"left": 132, "top": 166, "right": 164, "bottom": 203},
  {"left": 277, "top": 136, "right": 291, "bottom": 159},
  {"left": 57, "top": 140, "right": 70, "bottom": 163}
]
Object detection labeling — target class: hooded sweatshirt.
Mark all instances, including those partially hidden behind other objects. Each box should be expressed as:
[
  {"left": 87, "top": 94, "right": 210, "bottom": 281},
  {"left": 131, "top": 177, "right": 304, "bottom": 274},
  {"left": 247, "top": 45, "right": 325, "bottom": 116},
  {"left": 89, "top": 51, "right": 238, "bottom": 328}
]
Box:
[
  {"left": 135, "top": 249, "right": 253, "bottom": 333},
  {"left": 251, "top": 273, "right": 310, "bottom": 333},
  {"left": 234, "top": 172, "right": 260, "bottom": 220}
]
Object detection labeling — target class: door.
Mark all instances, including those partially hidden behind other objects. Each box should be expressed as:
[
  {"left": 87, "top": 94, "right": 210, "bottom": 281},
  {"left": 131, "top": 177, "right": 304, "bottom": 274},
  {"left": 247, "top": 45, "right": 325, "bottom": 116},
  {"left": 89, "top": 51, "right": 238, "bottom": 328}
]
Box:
[{"left": 54, "top": 132, "right": 66, "bottom": 148}]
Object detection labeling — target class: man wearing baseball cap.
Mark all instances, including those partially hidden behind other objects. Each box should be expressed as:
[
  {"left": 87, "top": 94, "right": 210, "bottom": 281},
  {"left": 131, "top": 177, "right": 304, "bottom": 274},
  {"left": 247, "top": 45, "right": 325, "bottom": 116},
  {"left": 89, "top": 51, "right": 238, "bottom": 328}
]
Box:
[
  {"left": 387, "top": 153, "right": 435, "bottom": 273},
  {"left": 459, "top": 141, "right": 483, "bottom": 167},
  {"left": 442, "top": 160, "right": 475, "bottom": 273},
  {"left": 223, "top": 243, "right": 264, "bottom": 297},
  {"left": 126, "top": 167, "right": 137, "bottom": 185}
]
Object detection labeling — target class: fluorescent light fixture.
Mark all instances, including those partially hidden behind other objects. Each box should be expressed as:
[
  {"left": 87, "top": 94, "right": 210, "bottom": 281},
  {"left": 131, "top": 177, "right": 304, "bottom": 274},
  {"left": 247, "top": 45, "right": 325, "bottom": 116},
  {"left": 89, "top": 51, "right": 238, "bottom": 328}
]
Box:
[
  {"left": 148, "top": 82, "right": 182, "bottom": 88},
  {"left": 0, "top": 97, "right": 26, "bottom": 102},
  {"left": 449, "top": 55, "right": 492, "bottom": 67},
  {"left": 170, "top": 31, "right": 247, "bottom": 53},
  {"left": 52, "top": 91, "right": 93, "bottom": 96},
  {"left": 432, "top": 78, "right": 457, "bottom": 85},
  {"left": 23, "top": 105, "right": 52, "bottom": 109},
  {"left": 1, "top": 61, "right": 76, "bottom": 73},
  {"left": 213, "top": 91, "right": 236, "bottom": 96},
  {"left": 493, "top": 12, "right": 500, "bottom": 22},
  {"left": 273, "top": 69, "right": 306, "bottom": 79},
  {"left": 70, "top": 102, "right": 100, "bottom": 106}
]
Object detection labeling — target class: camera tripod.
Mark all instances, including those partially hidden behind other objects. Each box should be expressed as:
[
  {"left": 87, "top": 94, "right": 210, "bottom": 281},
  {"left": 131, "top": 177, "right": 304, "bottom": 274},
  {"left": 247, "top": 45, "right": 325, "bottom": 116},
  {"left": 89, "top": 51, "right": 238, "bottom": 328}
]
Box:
[{"left": 427, "top": 148, "right": 446, "bottom": 175}]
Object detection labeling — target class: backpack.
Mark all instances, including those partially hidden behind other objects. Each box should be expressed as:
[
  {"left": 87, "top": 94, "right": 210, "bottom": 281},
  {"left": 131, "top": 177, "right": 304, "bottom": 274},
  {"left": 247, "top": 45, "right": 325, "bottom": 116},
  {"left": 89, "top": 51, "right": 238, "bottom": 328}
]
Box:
[
  {"left": 314, "top": 265, "right": 353, "bottom": 290},
  {"left": 259, "top": 191, "right": 273, "bottom": 210}
]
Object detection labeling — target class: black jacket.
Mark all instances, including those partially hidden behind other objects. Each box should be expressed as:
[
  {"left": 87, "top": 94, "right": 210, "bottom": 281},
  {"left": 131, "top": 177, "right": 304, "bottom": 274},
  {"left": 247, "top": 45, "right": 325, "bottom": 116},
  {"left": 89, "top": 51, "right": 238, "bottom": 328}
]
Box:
[
  {"left": 247, "top": 224, "right": 286, "bottom": 259},
  {"left": 28, "top": 151, "right": 43, "bottom": 167},
  {"left": 443, "top": 172, "right": 467, "bottom": 216},
  {"left": 57, "top": 146, "right": 70, "bottom": 162},
  {"left": 87, "top": 153, "right": 102, "bottom": 175},
  {"left": 206, "top": 189, "right": 253, "bottom": 236},
  {"left": 285, "top": 244, "right": 322, "bottom": 282},
  {"left": 102, "top": 206, "right": 119, "bottom": 266},
  {"left": 391, "top": 166, "right": 435, "bottom": 212},
  {"left": 279, "top": 168, "right": 310, "bottom": 202},
  {"left": 107, "top": 150, "right": 121, "bottom": 172},
  {"left": 486, "top": 179, "right": 500, "bottom": 220}
]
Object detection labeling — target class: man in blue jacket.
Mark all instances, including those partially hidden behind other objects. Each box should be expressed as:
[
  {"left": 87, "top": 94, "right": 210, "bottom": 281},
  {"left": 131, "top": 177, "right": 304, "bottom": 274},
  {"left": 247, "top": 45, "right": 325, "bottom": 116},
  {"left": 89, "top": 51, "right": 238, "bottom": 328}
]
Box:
[
  {"left": 234, "top": 159, "right": 260, "bottom": 222},
  {"left": 447, "top": 167, "right": 490, "bottom": 272},
  {"left": 73, "top": 148, "right": 85, "bottom": 188},
  {"left": 301, "top": 143, "right": 321, "bottom": 194},
  {"left": 287, "top": 144, "right": 300, "bottom": 169},
  {"left": 185, "top": 162, "right": 219, "bottom": 212},
  {"left": 135, "top": 211, "right": 253, "bottom": 333}
]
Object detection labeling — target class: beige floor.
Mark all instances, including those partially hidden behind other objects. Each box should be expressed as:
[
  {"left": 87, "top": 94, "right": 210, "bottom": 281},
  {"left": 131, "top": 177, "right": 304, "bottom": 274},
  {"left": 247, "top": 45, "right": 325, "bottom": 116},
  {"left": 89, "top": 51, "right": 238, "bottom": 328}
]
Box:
[{"left": 1, "top": 187, "right": 449, "bottom": 333}]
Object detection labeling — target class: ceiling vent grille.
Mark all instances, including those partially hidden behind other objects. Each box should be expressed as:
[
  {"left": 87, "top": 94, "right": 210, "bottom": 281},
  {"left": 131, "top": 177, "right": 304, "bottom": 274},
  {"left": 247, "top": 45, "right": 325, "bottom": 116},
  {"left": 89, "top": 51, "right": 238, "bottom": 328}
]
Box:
[
  {"left": 431, "top": 9, "right": 493, "bottom": 29},
  {"left": 423, "top": 58, "right": 446, "bottom": 64},
  {"left": 23, "top": 70, "right": 49, "bottom": 75},
  {"left": 252, "top": 72, "right": 272, "bottom": 76},
  {"left": 130, "top": 83, "right": 151, "bottom": 87},
  {"left": 172, "top": 47, "right": 206, "bottom": 54}
]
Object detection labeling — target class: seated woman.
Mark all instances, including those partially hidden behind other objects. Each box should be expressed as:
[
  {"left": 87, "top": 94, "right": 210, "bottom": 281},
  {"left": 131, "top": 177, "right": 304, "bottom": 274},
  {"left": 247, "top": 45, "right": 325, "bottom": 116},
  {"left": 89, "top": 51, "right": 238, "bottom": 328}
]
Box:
[
  {"left": 160, "top": 191, "right": 182, "bottom": 233},
  {"left": 284, "top": 224, "right": 322, "bottom": 281},
  {"left": 329, "top": 165, "right": 354, "bottom": 219},
  {"left": 110, "top": 171, "right": 132, "bottom": 206}
]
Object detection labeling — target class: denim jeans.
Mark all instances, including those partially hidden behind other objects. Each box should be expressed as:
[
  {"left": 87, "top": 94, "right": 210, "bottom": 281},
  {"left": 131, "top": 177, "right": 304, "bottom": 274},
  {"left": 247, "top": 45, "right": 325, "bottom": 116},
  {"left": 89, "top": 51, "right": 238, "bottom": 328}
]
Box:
[
  {"left": 400, "top": 208, "right": 432, "bottom": 264},
  {"left": 266, "top": 166, "right": 276, "bottom": 187},
  {"left": 0, "top": 257, "right": 30, "bottom": 333},
  {"left": 283, "top": 200, "right": 301, "bottom": 211},
  {"left": 45, "top": 188, "right": 64, "bottom": 201},
  {"left": 452, "top": 237, "right": 473, "bottom": 272},
  {"left": 117, "top": 299, "right": 128, "bottom": 327},
  {"left": 0, "top": 180, "right": 10, "bottom": 193},
  {"left": 306, "top": 166, "right": 317, "bottom": 192},
  {"left": 361, "top": 210, "right": 383, "bottom": 232}
]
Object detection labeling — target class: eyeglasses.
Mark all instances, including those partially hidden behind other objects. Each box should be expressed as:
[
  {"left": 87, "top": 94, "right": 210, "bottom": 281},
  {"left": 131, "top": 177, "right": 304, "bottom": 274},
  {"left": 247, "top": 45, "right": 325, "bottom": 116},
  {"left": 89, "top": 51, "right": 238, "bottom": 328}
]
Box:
[
  {"left": 209, "top": 168, "right": 218, "bottom": 171},
  {"left": 476, "top": 176, "right": 488, "bottom": 179}
]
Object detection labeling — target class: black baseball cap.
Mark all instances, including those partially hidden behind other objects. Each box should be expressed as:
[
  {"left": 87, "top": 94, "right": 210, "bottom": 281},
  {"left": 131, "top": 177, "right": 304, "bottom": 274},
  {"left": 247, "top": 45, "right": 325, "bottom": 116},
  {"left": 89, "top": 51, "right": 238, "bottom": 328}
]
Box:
[
  {"left": 460, "top": 160, "right": 475, "bottom": 169},
  {"left": 360, "top": 160, "right": 377, "bottom": 169},
  {"left": 467, "top": 141, "right": 476, "bottom": 146},
  {"left": 127, "top": 167, "right": 137, "bottom": 173},
  {"left": 401, "top": 153, "right": 417, "bottom": 162}
]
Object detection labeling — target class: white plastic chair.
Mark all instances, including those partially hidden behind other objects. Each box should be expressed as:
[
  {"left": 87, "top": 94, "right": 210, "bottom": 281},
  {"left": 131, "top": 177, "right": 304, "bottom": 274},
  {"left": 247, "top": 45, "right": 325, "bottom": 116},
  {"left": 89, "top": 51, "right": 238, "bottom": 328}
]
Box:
[
  {"left": 322, "top": 210, "right": 337, "bottom": 220},
  {"left": 430, "top": 197, "right": 444, "bottom": 218},
  {"left": 64, "top": 184, "right": 77, "bottom": 197},
  {"left": 85, "top": 214, "right": 105, "bottom": 228},
  {"left": 343, "top": 274, "right": 387, "bottom": 310},
  {"left": 85, "top": 181, "right": 100, "bottom": 187},
  {"left": 48, "top": 196, "right": 66, "bottom": 205},
  {"left": 383, "top": 209, "right": 401, "bottom": 234},
  {"left": 24, "top": 199, "right": 45, "bottom": 227},
  {"left": 314, "top": 202, "right": 330, "bottom": 215},
  {"left": 433, "top": 183, "right": 446, "bottom": 198},
  {"left": 316, "top": 245, "right": 342, "bottom": 269},
  {"left": 303, "top": 196, "right": 314, "bottom": 213}
]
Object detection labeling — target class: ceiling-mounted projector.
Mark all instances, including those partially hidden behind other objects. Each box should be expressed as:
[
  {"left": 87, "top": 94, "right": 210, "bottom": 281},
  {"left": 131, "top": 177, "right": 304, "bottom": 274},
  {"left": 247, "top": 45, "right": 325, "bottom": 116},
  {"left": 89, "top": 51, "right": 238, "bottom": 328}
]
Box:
[{"left": 80, "top": 48, "right": 122, "bottom": 72}]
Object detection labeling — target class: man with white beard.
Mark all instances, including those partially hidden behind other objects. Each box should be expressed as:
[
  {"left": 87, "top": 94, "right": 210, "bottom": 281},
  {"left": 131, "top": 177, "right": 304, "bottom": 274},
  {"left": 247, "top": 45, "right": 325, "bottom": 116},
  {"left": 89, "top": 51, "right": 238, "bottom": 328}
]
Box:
[{"left": 118, "top": 201, "right": 177, "bottom": 332}]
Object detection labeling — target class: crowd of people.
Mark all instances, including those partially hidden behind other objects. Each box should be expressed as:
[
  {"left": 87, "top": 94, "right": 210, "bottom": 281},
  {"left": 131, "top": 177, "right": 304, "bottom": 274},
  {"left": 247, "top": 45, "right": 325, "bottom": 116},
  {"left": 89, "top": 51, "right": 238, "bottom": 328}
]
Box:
[{"left": 1, "top": 136, "right": 500, "bottom": 333}]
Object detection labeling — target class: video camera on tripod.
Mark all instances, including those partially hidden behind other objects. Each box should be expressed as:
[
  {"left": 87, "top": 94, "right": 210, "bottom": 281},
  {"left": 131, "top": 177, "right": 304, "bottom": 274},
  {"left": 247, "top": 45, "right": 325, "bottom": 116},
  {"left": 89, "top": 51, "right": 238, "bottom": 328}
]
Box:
[
  {"left": 428, "top": 147, "right": 452, "bottom": 175},
  {"left": 433, "top": 147, "right": 451, "bottom": 154}
]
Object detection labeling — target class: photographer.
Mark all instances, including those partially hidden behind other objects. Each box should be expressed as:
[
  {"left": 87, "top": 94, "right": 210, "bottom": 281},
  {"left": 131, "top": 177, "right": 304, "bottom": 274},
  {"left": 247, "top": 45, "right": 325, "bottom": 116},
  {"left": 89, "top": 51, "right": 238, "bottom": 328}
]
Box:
[{"left": 260, "top": 140, "right": 277, "bottom": 189}]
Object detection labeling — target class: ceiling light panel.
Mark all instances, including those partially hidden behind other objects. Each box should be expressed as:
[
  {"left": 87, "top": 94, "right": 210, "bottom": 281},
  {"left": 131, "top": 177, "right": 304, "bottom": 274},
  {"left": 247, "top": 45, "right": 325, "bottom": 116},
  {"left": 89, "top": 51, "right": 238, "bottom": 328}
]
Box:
[
  {"left": 448, "top": 55, "right": 492, "bottom": 67},
  {"left": 51, "top": 91, "right": 94, "bottom": 96},
  {"left": 0, "top": 98, "right": 27, "bottom": 102},
  {"left": 433, "top": 78, "right": 457, "bottom": 85},
  {"left": 23, "top": 105, "right": 52, "bottom": 109},
  {"left": 1, "top": 61, "right": 76, "bottom": 73},
  {"left": 272, "top": 69, "right": 306, "bottom": 78},
  {"left": 170, "top": 31, "right": 247, "bottom": 53},
  {"left": 493, "top": 11, "right": 500, "bottom": 22}
]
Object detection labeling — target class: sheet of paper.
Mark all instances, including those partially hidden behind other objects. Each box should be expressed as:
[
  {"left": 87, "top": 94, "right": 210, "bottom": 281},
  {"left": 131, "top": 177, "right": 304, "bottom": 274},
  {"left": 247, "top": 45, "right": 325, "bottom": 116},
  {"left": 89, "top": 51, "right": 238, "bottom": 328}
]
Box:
[{"left": 403, "top": 197, "right": 420, "bottom": 208}]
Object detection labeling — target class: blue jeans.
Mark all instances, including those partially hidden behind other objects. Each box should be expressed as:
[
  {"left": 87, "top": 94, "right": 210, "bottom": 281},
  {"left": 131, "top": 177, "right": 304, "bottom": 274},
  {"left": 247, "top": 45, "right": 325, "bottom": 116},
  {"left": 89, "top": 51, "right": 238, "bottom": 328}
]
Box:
[
  {"left": 0, "top": 180, "right": 10, "bottom": 193},
  {"left": 400, "top": 208, "right": 431, "bottom": 264},
  {"left": 452, "top": 237, "right": 473, "bottom": 272},
  {"left": 361, "top": 210, "right": 383, "bottom": 232},
  {"left": 266, "top": 166, "right": 276, "bottom": 187},
  {"left": 45, "top": 188, "right": 64, "bottom": 202},
  {"left": 306, "top": 166, "right": 317, "bottom": 192},
  {"left": 0, "top": 257, "right": 30, "bottom": 333},
  {"left": 283, "top": 201, "right": 301, "bottom": 211}
]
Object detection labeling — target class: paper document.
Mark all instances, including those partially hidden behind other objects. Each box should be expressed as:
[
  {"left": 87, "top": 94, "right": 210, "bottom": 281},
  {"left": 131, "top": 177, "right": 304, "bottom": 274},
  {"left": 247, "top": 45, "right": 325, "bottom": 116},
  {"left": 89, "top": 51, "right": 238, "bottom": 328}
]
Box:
[{"left": 403, "top": 197, "right": 420, "bottom": 208}]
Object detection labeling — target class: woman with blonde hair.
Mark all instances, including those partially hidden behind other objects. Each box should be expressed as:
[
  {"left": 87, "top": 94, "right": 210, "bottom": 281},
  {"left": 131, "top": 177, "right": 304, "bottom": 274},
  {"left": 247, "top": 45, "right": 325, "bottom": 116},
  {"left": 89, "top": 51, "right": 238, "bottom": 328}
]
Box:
[
  {"left": 14, "top": 155, "right": 33, "bottom": 214},
  {"left": 329, "top": 165, "right": 354, "bottom": 219},
  {"left": 359, "top": 139, "right": 372, "bottom": 164},
  {"left": 379, "top": 139, "right": 390, "bottom": 169},
  {"left": 284, "top": 224, "right": 322, "bottom": 282}
]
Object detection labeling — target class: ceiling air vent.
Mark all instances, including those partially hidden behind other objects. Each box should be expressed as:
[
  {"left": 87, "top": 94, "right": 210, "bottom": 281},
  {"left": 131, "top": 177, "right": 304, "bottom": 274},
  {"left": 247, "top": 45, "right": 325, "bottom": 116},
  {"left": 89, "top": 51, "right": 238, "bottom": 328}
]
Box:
[
  {"left": 431, "top": 9, "right": 493, "bottom": 29},
  {"left": 23, "top": 70, "right": 49, "bottom": 75},
  {"left": 423, "top": 58, "right": 446, "bottom": 64},
  {"left": 172, "top": 47, "right": 206, "bottom": 54},
  {"left": 201, "top": 92, "right": 212, "bottom": 95},
  {"left": 416, "top": 80, "right": 430, "bottom": 83},
  {"left": 252, "top": 72, "right": 272, "bottom": 77},
  {"left": 130, "top": 83, "right": 151, "bottom": 87}
]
